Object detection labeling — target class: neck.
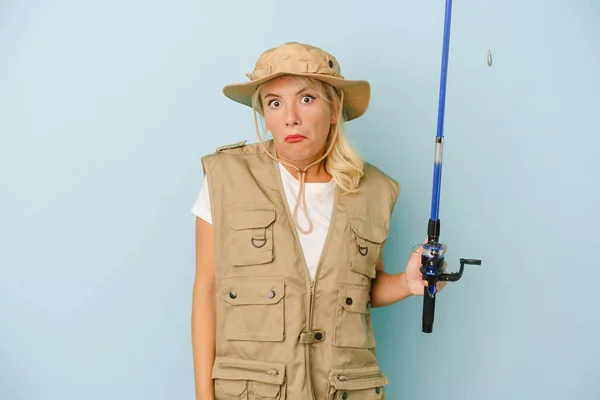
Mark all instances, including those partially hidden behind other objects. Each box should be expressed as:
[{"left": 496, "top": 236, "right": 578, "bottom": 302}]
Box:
[{"left": 276, "top": 145, "right": 332, "bottom": 183}]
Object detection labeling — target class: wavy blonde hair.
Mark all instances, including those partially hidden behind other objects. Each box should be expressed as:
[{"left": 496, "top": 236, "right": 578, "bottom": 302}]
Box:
[{"left": 251, "top": 76, "right": 364, "bottom": 194}]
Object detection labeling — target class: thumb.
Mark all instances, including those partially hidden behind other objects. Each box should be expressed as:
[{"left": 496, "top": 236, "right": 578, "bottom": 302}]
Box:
[{"left": 411, "top": 237, "right": 427, "bottom": 261}]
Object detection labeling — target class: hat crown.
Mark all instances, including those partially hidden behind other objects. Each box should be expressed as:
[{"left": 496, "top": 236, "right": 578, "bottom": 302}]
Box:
[{"left": 249, "top": 42, "right": 343, "bottom": 81}]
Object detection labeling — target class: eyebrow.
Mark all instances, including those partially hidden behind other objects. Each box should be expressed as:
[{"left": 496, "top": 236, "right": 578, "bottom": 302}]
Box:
[{"left": 263, "top": 87, "right": 314, "bottom": 99}]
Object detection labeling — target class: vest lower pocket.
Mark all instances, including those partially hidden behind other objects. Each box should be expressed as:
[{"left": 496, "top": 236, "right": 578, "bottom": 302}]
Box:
[
  {"left": 333, "top": 284, "right": 375, "bottom": 348},
  {"left": 226, "top": 205, "right": 276, "bottom": 266},
  {"left": 349, "top": 218, "right": 389, "bottom": 279},
  {"left": 221, "top": 277, "right": 285, "bottom": 342},
  {"left": 212, "top": 356, "right": 287, "bottom": 400},
  {"left": 327, "top": 365, "right": 388, "bottom": 400}
]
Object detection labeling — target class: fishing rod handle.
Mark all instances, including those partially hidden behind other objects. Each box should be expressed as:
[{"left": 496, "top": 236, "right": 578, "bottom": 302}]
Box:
[
  {"left": 420, "top": 250, "right": 442, "bottom": 333},
  {"left": 422, "top": 287, "right": 436, "bottom": 333}
]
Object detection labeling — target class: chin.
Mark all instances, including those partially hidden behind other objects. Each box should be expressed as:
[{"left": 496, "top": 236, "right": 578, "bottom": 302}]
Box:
[{"left": 280, "top": 147, "right": 310, "bottom": 159}]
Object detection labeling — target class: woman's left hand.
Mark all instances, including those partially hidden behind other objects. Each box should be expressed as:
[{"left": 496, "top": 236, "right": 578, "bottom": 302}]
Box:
[{"left": 404, "top": 242, "right": 448, "bottom": 296}]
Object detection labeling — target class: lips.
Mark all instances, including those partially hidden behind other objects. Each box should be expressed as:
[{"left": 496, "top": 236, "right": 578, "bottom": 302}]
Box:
[{"left": 285, "top": 134, "right": 306, "bottom": 143}]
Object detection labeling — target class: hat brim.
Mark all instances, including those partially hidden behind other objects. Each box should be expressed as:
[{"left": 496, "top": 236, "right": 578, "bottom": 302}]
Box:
[{"left": 222, "top": 72, "right": 370, "bottom": 121}]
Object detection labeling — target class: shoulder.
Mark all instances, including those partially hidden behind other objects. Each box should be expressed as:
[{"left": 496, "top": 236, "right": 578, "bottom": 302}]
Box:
[
  {"left": 362, "top": 162, "right": 400, "bottom": 196},
  {"left": 355, "top": 162, "right": 401, "bottom": 215},
  {"left": 207, "top": 139, "right": 274, "bottom": 156},
  {"left": 201, "top": 139, "right": 274, "bottom": 165},
  {"left": 200, "top": 139, "right": 275, "bottom": 172},
  {"left": 215, "top": 140, "right": 248, "bottom": 153}
]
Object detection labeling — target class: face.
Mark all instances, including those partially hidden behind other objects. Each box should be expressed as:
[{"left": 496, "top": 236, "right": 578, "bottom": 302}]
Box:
[{"left": 260, "top": 76, "right": 337, "bottom": 164}]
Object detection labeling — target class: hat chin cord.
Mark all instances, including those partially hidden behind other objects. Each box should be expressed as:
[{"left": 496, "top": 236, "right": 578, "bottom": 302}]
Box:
[{"left": 252, "top": 90, "right": 344, "bottom": 235}]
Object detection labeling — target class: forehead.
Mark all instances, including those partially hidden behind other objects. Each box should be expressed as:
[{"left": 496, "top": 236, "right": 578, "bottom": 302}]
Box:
[{"left": 262, "top": 75, "right": 313, "bottom": 95}]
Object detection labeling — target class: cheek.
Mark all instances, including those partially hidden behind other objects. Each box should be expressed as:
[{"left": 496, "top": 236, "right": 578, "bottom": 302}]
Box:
[
  {"left": 263, "top": 112, "right": 276, "bottom": 131},
  {"left": 317, "top": 113, "right": 332, "bottom": 140},
  {"left": 264, "top": 113, "right": 284, "bottom": 138}
]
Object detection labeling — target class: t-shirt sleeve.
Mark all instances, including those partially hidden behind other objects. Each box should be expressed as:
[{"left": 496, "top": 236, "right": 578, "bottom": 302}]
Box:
[{"left": 190, "top": 175, "right": 212, "bottom": 224}]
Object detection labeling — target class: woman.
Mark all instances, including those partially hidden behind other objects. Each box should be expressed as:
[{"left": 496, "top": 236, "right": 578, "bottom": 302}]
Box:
[{"left": 190, "top": 42, "right": 446, "bottom": 400}]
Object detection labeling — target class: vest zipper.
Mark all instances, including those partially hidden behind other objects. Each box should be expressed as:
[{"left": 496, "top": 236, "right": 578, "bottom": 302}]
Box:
[
  {"left": 337, "top": 371, "right": 383, "bottom": 382},
  {"left": 309, "top": 280, "right": 315, "bottom": 327},
  {"left": 306, "top": 279, "right": 316, "bottom": 399},
  {"left": 218, "top": 363, "right": 280, "bottom": 377}
]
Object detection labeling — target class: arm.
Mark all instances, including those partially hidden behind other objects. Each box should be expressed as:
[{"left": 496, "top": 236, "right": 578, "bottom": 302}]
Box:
[
  {"left": 191, "top": 217, "right": 216, "bottom": 400},
  {"left": 369, "top": 257, "right": 413, "bottom": 308}
]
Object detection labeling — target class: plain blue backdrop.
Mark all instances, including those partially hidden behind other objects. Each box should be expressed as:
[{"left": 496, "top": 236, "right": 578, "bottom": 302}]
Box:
[{"left": 1, "top": 1, "right": 599, "bottom": 399}]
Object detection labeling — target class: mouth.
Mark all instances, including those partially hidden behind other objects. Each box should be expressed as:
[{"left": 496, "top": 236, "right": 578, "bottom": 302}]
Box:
[{"left": 285, "top": 134, "right": 306, "bottom": 143}]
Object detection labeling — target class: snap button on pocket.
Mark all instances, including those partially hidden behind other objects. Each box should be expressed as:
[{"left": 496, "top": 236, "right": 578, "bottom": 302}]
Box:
[
  {"left": 334, "top": 284, "right": 375, "bottom": 349},
  {"left": 222, "top": 277, "right": 285, "bottom": 342}
]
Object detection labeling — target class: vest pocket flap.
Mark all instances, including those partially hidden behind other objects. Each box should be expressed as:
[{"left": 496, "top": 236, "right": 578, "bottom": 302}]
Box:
[
  {"left": 212, "top": 356, "right": 286, "bottom": 386},
  {"left": 228, "top": 209, "right": 275, "bottom": 230},
  {"left": 350, "top": 218, "right": 388, "bottom": 244},
  {"left": 329, "top": 365, "right": 389, "bottom": 391},
  {"left": 215, "top": 379, "right": 246, "bottom": 396},
  {"left": 339, "top": 284, "right": 371, "bottom": 314},
  {"left": 223, "top": 277, "right": 284, "bottom": 305},
  {"left": 252, "top": 381, "right": 282, "bottom": 398}
]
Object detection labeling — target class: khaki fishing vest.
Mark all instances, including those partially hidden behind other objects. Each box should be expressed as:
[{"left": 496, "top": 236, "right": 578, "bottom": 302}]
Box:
[{"left": 201, "top": 139, "right": 400, "bottom": 400}]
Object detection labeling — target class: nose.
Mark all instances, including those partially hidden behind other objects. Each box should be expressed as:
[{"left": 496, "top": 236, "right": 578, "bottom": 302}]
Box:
[{"left": 285, "top": 104, "right": 300, "bottom": 127}]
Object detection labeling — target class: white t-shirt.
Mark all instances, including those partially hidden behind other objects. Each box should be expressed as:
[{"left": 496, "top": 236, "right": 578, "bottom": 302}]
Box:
[{"left": 191, "top": 163, "right": 336, "bottom": 280}]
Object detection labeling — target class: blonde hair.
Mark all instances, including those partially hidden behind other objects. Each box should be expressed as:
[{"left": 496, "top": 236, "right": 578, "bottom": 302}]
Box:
[{"left": 251, "top": 76, "right": 364, "bottom": 194}]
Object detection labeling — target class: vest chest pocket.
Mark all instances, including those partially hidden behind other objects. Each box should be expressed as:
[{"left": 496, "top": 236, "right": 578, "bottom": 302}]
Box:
[
  {"left": 349, "top": 218, "right": 388, "bottom": 279},
  {"left": 226, "top": 206, "right": 276, "bottom": 266},
  {"left": 327, "top": 365, "right": 388, "bottom": 400},
  {"left": 212, "top": 356, "right": 287, "bottom": 400},
  {"left": 221, "top": 277, "right": 285, "bottom": 342},
  {"left": 333, "top": 284, "right": 375, "bottom": 349}
]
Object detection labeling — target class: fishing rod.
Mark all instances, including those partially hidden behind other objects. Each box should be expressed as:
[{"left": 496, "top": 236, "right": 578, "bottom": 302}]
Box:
[{"left": 414, "top": 0, "right": 482, "bottom": 334}]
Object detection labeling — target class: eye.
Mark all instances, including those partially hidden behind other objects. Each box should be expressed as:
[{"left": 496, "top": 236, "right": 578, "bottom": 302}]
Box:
[
  {"left": 301, "top": 95, "right": 316, "bottom": 104},
  {"left": 268, "top": 99, "right": 281, "bottom": 108}
]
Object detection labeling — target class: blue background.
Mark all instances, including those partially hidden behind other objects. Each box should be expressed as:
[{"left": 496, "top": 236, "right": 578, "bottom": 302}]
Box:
[{"left": 1, "top": 0, "right": 598, "bottom": 399}]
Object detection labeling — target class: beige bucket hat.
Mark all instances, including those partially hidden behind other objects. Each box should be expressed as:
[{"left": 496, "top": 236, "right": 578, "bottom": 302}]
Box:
[{"left": 222, "top": 41, "right": 371, "bottom": 121}]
